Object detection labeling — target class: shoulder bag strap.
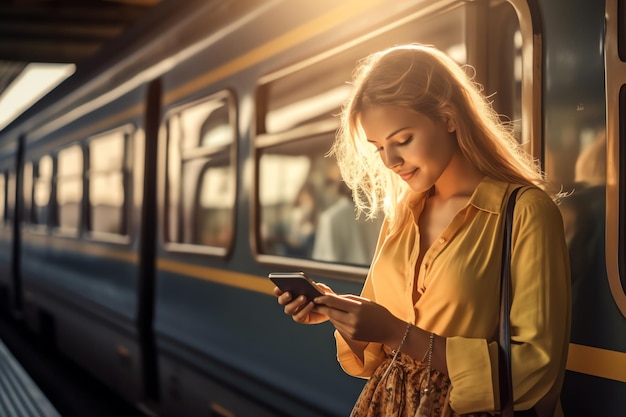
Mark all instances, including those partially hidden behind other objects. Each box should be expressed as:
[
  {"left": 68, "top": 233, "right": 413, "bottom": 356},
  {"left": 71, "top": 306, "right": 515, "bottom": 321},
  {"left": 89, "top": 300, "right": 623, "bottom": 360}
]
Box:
[{"left": 498, "top": 187, "right": 522, "bottom": 417}]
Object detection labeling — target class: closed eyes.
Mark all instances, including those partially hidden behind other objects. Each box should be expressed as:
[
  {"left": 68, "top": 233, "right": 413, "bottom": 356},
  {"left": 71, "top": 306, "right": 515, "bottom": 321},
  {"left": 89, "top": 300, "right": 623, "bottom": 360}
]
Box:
[{"left": 368, "top": 134, "right": 413, "bottom": 153}]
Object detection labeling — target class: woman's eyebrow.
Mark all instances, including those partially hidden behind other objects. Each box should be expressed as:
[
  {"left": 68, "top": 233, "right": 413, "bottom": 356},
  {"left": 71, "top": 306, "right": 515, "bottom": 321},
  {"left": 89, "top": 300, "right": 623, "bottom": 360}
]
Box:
[{"left": 386, "top": 127, "right": 410, "bottom": 139}]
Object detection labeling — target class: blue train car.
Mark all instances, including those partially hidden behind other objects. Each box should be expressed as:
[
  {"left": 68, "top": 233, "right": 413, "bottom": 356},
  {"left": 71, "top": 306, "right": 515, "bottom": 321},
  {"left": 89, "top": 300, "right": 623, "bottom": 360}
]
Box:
[
  {"left": 18, "top": 83, "right": 151, "bottom": 406},
  {"left": 0, "top": 0, "right": 624, "bottom": 416}
]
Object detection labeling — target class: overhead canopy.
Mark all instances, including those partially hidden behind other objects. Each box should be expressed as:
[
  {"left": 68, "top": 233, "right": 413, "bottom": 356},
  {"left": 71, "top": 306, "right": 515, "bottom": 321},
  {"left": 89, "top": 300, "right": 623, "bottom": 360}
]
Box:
[{"left": 0, "top": 0, "right": 161, "bottom": 104}]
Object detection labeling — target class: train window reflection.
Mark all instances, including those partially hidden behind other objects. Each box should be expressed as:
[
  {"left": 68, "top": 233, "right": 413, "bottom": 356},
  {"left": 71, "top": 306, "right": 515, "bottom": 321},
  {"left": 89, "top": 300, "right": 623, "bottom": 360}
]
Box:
[
  {"left": 166, "top": 92, "right": 235, "bottom": 249},
  {"left": 88, "top": 129, "right": 128, "bottom": 236},
  {"left": 33, "top": 155, "right": 52, "bottom": 225},
  {"left": 56, "top": 144, "right": 83, "bottom": 232}
]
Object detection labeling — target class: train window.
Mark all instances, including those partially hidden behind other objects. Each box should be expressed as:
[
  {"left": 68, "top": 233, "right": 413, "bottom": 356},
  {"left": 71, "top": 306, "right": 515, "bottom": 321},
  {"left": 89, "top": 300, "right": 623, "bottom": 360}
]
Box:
[
  {"left": 33, "top": 155, "right": 52, "bottom": 226},
  {"left": 22, "top": 162, "right": 33, "bottom": 224},
  {"left": 257, "top": 7, "right": 466, "bottom": 266},
  {"left": 546, "top": 3, "right": 611, "bottom": 320},
  {"left": 56, "top": 144, "right": 83, "bottom": 233},
  {"left": 257, "top": 2, "right": 521, "bottom": 267},
  {"left": 88, "top": 129, "right": 128, "bottom": 236},
  {"left": 5, "top": 171, "right": 16, "bottom": 223},
  {"left": 258, "top": 135, "right": 382, "bottom": 265},
  {"left": 261, "top": 6, "right": 466, "bottom": 135},
  {"left": 165, "top": 92, "right": 236, "bottom": 250},
  {"left": 0, "top": 172, "right": 5, "bottom": 222}
]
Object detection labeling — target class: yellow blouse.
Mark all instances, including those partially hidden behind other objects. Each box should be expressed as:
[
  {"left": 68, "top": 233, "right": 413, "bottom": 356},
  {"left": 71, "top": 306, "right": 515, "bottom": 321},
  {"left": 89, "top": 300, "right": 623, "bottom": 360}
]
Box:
[{"left": 335, "top": 177, "right": 571, "bottom": 415}]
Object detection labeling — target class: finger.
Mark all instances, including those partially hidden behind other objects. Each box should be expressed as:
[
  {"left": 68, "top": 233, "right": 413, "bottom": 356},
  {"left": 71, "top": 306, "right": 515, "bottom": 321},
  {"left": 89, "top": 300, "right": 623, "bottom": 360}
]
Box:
[
  {"left": 341, "top": 294, "right": 370, "bottom": 302},
  {"left": 314, "top": 303, "right": 351, "bottom": 323},
  {"left": 284, "top": 295, "right": 308, "bottom": 315},
  {"left": 293, "top": 301, "right": 315, "bottom": 323},
  {"left": 314, "top": 294, "right": 361, "bottom": 311},
  {"left": 277, "top": 291, "right": 292, "bottom": 306},
  {"left": 273, "top": 286, "right": 284, "bottom": 296},
  {"left": 315, "top": 282, "right": 335, "bottom": 294}
]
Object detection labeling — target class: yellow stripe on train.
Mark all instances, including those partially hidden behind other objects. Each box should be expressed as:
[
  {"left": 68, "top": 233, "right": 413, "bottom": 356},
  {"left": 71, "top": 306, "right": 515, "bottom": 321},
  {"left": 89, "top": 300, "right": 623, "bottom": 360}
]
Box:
[{"left": 567, "top": 343, "right": 626, "bottom": 383}]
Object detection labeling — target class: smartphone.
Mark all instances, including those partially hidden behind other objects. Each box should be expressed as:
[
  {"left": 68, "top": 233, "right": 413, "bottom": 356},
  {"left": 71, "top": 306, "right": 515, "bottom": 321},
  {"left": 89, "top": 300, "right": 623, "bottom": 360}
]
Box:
[{"left": 268, "top": 272, "right": 324, "bottom": 301}]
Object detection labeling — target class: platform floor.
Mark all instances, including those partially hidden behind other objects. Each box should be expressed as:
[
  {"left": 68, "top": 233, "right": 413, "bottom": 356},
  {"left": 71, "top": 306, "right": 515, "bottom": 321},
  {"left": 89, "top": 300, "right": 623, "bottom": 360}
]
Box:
[
  {"left": 0, "top": 314, "right": 146, "bottom": 417},
  {"left": 0, "top": 336, "right": 60, "bottom": 417}
]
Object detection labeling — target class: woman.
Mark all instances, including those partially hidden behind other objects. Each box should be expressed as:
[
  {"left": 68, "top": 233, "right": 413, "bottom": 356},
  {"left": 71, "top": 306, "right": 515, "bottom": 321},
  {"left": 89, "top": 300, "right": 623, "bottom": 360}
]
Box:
[{"left": 274, "top": 44, "right": 570, "bottom": 417}]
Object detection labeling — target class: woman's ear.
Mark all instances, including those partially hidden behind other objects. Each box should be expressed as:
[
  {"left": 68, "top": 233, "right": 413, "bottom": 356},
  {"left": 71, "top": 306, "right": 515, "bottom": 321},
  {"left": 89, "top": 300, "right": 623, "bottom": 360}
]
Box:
[{"left": 446, "top": 119, "right": 456, "bottom": 132}]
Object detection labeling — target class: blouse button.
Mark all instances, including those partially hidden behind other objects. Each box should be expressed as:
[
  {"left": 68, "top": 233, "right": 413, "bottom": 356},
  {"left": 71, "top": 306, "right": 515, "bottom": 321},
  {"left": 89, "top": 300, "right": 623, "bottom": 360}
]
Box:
[{"left": 439, "top": 238, "right": 446, "bottom": 244}]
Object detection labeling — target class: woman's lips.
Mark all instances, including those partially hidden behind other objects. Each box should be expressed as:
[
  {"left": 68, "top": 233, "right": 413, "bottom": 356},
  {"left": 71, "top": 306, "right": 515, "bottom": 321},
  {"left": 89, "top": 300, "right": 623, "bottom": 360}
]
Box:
[{"left": 398, "top": 169, "right": 418, "bottom": 181}]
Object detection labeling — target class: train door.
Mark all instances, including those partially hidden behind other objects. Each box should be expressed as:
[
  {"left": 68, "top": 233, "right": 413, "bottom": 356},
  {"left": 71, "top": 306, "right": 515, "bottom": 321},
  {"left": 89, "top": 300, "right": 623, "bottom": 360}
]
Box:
[{"left": 544, "top": 0, "right": 626, "bottom": 414}]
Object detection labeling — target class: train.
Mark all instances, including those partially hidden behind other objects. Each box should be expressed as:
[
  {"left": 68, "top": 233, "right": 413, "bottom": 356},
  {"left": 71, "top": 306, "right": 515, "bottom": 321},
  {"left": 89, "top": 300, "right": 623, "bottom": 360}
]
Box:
[{"left": 0, "top": 0, "right": 624, "bottom": 416}]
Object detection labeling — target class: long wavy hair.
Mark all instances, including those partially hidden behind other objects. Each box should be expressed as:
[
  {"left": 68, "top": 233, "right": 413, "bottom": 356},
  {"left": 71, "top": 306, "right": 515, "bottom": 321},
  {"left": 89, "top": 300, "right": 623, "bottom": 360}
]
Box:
[{"left": 330, "top": 44, "right": 544, "bottom": 230}]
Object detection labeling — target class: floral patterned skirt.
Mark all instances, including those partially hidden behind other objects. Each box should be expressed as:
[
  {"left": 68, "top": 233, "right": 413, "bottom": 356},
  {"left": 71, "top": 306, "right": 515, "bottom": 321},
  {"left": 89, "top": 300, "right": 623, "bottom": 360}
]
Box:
[{"left": 350, "top": 351, "right": 491, "bottom": 417}]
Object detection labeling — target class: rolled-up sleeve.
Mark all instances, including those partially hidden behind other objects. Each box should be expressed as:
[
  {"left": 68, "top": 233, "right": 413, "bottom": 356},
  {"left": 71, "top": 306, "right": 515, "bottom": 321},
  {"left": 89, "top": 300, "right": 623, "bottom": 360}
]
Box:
[
  {"left": 447, "top": 337, "right": 499, "bottom": 412},
  {"left": 335, "top": 331, "right": 386, "bottom": 377}
]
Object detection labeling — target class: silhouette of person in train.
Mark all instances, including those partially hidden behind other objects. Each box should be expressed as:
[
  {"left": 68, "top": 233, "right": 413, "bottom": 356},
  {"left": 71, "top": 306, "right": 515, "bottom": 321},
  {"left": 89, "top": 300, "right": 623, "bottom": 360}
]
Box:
[
  {"left": 558, "top": 129, "right": 623, "bottom": 349},
  {"left": 560, "top": 184, "right": 606, "bottom": 341},
  {"left": 560, "top": 129, "right": 606, "bottom": 247},
  {"left": 312, "top": 166, "right": 376, "bottom": 265},
  {"left": 284, "top": 182, "right": 317, "bottom": 258}
]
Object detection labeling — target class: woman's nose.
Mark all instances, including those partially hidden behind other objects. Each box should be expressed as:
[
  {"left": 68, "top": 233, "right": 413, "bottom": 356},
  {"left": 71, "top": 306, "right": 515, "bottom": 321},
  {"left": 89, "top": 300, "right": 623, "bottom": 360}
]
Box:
[{"left": 383, "top": 147, "right": 402, "bottom": 168}]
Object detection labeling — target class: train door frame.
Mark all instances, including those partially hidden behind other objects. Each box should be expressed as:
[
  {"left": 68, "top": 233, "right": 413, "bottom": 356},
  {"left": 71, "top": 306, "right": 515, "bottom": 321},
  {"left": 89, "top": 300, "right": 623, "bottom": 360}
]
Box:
[
  {"left": 604, "top": 0, "right": 626, "bottom": 318},
  {"left": 136, "top": 78, "right": 162, "bottom": 403}
]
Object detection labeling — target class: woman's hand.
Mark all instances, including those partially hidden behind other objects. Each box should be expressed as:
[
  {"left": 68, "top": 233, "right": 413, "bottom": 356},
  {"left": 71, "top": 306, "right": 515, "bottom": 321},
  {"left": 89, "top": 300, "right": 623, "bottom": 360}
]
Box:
[
  {"left": 273, "top": 283, "right": 334, "bottom": 325},
  {"left": 313, "top": 294, "right": 406, "bottom": 347}
]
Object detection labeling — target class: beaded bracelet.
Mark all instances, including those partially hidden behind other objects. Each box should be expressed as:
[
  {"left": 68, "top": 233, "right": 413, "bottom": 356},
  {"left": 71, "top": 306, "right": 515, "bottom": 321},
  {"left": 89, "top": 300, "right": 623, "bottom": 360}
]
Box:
[{"left": 393, "top": 321, "right": 412, "bottom": 354}]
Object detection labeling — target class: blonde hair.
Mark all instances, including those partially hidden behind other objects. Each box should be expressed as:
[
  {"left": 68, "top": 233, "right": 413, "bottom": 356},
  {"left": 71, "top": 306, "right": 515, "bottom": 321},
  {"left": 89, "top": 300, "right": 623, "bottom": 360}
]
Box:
[{"left": 331, "top": 44, "right": 543, "bottom": 228}]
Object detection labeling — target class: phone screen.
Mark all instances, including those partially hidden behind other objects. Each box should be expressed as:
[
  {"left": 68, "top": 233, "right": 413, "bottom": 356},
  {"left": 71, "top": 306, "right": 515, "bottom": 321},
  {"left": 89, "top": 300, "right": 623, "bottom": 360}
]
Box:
[{"left": 268, "top": 272, "right": 323, "bottom": 301}]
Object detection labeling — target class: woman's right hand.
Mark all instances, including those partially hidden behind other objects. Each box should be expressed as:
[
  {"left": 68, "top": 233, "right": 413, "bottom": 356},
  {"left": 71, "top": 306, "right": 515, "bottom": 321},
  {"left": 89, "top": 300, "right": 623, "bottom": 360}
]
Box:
[{"left": 274, "top": 283, "right": 333, "bottom": 325}]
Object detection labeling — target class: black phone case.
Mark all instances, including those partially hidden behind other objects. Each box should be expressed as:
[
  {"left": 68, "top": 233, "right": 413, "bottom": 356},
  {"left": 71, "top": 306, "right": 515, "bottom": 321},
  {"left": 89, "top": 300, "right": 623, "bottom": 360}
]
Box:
[{"left": 269, "top": 273, "right": 323, "bottom": 301}]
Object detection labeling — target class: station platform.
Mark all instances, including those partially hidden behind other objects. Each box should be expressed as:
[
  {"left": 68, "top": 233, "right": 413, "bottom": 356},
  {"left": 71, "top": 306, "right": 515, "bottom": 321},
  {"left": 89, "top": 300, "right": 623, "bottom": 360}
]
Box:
[
  {"left": 0, "top": 314, "right": 145, "bottom": 417},
  {"left": 0, "top": 337, "right": 61, "bottom": 417}
]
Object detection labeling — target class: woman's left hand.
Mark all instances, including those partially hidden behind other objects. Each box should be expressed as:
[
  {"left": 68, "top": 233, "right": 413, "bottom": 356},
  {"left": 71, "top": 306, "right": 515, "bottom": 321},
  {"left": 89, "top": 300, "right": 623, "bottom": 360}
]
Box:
[{"left": 313, "top": 294, "right": 405, "bottom": 346}]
